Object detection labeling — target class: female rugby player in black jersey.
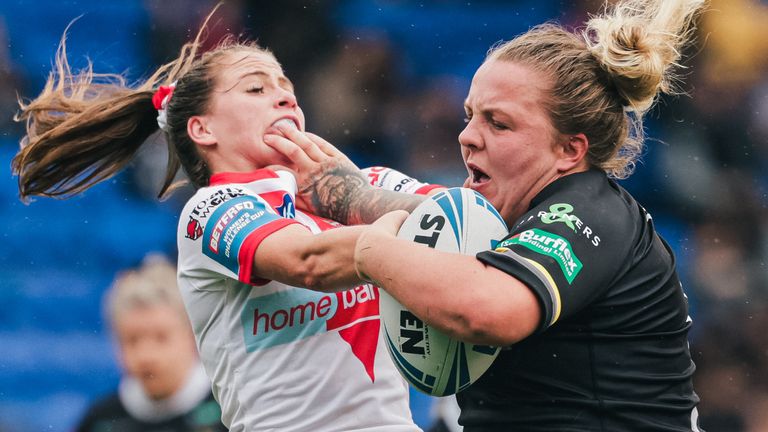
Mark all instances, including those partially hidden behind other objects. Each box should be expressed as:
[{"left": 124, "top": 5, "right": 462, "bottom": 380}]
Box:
[{"left": 265, "top": 0, "right": 708, "bottom": 430}]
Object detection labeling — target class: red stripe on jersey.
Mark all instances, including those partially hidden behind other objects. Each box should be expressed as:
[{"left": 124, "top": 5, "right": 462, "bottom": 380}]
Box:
[
  {"left": 210, "top": 169, "right": 280, "bottom": 186},
  {"left": 238, "top": 218, "right": 302, "bottom": 286},
  {"left": 415, "top": 184, "right": 446, "bottom": 195}
]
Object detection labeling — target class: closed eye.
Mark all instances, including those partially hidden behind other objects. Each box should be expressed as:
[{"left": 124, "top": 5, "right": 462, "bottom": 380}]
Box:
[
  {"left": 247, "top": 86, "right": 264, "bottom": 94},
  {"left": 485, "top": 113, "right": 509, "bottom": 131},
  {"left": 490, "top": 120, "right": 508, "bottom": 130}
]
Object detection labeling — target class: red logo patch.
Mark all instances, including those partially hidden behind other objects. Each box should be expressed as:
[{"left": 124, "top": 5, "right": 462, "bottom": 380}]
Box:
[{"left": 186, "top": 216, "right": 203, "bottom": 240}]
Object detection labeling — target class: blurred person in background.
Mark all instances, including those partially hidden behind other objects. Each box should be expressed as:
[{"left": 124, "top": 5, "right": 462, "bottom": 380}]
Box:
[{"left": 76, "top": 254, "right": 226, "bottom": 432}]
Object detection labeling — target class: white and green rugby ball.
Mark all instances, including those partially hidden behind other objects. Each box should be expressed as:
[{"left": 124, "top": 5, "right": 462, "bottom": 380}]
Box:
[{"left": 380, "top": 187, "right": 508, "bottom": 396}]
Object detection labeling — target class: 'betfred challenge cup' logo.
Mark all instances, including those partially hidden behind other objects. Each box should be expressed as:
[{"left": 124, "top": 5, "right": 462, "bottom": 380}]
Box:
[{"left": 241, "top": 285, "right": 381, "bottom": 381}]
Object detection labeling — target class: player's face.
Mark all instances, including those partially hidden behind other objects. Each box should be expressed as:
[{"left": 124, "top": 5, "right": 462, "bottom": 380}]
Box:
[
  {"left": 200, "top": 50, "right": 305, "bottom": 172},
  {"left": 114, "top": 305, "right": 197, "bottom": 400},
  {"left": 460, "top": 59, "right": 564, "bottom": 225}
]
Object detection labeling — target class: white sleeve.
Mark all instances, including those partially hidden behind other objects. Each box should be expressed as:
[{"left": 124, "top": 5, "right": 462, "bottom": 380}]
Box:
[
  {"left": 177, "top": 186, "right": 299, "bottom": 286},
  {"left": 361, "top": 166, "right": 443, "bottom": 195}
]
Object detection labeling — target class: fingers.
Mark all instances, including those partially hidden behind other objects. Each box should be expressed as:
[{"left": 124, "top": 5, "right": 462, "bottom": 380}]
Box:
[
  {"left": 264, "top": 164, "right": 294, "bottom": 174},
  {"left": 275, "top": 123, "right": 328, "bottom": 162},
  {"left": 373, "top": 210, "right": 410, "bottom": 235},
  {"left": 305, "top": 133, "right": 352, "bottom": 161},
  {"left": 263, "top": 134, "right": 314, "bottom": 168}
]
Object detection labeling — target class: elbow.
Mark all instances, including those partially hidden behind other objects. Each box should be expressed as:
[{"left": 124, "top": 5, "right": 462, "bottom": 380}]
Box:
[{"left": 455, "top": 306, "right": 538, "bottom": 346}]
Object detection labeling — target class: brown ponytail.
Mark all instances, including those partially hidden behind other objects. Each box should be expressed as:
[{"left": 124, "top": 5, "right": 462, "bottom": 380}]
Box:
[
  {"left": 12, "top": 35, "right": 163, "bottom": 200},
  {"left": 12, "top": 4, "right": 275, "bottom": 201}
]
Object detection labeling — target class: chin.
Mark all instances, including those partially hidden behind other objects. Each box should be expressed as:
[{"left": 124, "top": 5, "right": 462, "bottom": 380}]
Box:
[
  {"left": 139, "top": 379, "right": 173, "bottom": 400},
  {"left": 144, "top": 386, "right": 174, "bottom": 400}
]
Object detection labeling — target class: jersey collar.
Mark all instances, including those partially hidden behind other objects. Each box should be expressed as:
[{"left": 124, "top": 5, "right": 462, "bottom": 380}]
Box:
[
  {"left": 209, "top": 169, "right": 280, "bottom": 186},
  {"left": 529, "top": 168, "right": 607, "bottom": 209}
]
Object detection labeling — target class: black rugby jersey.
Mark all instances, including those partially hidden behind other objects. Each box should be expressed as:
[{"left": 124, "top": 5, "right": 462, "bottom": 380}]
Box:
[
  {"left": 465, "top": 169, "right": 702, "bottom": 431},
  {"left": 76, "top": 391, "right": 227, "bottom": 432}
]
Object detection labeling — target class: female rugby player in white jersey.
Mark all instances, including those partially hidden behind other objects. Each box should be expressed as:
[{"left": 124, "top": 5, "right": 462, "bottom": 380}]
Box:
[{"left": 12, "top": 12, "right": 420, "bottom": 432}]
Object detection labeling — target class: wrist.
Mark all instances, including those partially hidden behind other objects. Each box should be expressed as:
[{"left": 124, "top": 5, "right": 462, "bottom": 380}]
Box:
[
  {"left": 353, "top": 228, "right": 381, "bottom": 283},
  {"left": 307, "top": 166, "right": 370, "bottom": 224}
]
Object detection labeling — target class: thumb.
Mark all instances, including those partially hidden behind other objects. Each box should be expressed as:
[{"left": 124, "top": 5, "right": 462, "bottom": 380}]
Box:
[{"left": 372, "top": 210, "right": 410, "bottom": 236}]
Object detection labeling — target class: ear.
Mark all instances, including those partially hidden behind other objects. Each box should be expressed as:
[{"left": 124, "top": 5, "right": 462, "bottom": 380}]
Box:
[
  {"left": 187, "top": 115, "right": 217, "bottom": 146},
  {"left": 555, "top": 133, "right": 589, "bottom": 173}
]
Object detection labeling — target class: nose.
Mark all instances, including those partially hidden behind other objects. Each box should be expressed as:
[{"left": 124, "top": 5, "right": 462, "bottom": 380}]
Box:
[
  {"left": 276, "top": 88, "right": 298, "bottom": 109},
  {"left": 458, "top": 118, "right": 483, "bottom": 151}
]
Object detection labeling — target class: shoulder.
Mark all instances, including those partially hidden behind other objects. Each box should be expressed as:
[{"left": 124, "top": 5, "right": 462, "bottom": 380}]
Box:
[
  {"left": 77, "top": 392, "right": 128, "bottom": 429},
  {"left": 180, "top": 184, "right": 255, "bottom": 221},
  {"left": 178, "top": 184, "right": 278, "bottom": 239},
  {"left": 517, "top": 170, "right": 644, "bottom": 244}
]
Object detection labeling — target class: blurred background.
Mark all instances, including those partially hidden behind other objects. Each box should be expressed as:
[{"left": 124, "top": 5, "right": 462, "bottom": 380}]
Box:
[{"left": 0, "top": 0, "right": 767, "bottom": 431}]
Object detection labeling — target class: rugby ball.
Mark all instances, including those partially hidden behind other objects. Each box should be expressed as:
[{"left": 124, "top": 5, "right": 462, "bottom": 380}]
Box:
[{"left": 380, "top": 187, "right": 508, "bottom": 396}]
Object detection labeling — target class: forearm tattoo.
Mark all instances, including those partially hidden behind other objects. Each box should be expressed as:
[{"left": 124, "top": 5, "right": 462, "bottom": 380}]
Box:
[
  {"left": 301, "top": 164, "right": 426, "bottom": 225},
  {"left": 354, "top": 189, "right": 425, "bottom": 225}
]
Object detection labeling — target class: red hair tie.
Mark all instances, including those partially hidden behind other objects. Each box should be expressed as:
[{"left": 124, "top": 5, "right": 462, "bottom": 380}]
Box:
[
  {"left": 152, "top": 83, "right": 176, "bottom": 131},
  {"left": 152, "top": 85, "right": 175, "bottom": 110}
]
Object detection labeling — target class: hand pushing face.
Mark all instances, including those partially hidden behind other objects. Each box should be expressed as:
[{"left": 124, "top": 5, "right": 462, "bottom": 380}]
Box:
[{"left": 189, "top": 50, "right": 306, "bottom": 173}]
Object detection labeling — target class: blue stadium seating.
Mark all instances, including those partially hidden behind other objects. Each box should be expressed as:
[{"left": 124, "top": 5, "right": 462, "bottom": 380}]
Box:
[{"left": 0, "top": 1, "right": 702, "bottom": 431}]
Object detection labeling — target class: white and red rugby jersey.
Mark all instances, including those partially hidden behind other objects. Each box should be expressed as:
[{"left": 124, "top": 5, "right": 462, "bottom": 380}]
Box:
[{"left": 176, "top": 169, "right": 418, "bottom": 432}]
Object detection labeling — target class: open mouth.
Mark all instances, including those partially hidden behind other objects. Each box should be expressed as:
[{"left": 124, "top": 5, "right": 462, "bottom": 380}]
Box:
[
  {"left": 470, "top": 166, "right": 491, "bottom": 185},
  {"left": 272, "top": 118, "right": 298, "bottom": 129},
  {"left": 266, "top": 118, "right": 299, "bottom": 137}
]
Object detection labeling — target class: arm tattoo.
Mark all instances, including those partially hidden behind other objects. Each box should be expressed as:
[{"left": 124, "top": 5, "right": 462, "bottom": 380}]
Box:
[
  {"left": 354, "top": 188, "right": 425, "bottom": 225},
  {"left": 301, "top": 164, "right": 426, "bottom": 225}
]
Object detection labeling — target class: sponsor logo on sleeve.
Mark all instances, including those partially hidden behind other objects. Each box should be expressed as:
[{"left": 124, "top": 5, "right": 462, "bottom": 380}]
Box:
[
  {"left": 203, "top": 196, "right": 281, "bottom": 274},
  {"left": 185, "top": 188, "right": 247, "bottom": 242},
  {"left": 241, "top": 284, "right": 381, "bottom": 381},
  {"left": 365, "top": 166, "right": 388, "bottom": 187},
  {"left": 499, "top": 228, "right": 583, "bottom": 283}
]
